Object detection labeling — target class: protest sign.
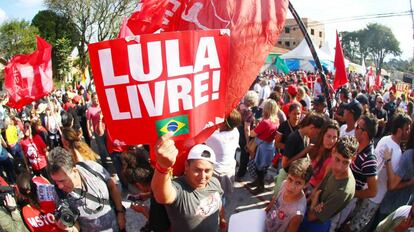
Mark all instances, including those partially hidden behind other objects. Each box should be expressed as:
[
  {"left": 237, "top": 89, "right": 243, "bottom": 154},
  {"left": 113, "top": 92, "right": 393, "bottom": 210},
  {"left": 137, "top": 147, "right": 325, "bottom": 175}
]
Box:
[{"left": 88, "top": 29, "right": 230, "bottom": 145}]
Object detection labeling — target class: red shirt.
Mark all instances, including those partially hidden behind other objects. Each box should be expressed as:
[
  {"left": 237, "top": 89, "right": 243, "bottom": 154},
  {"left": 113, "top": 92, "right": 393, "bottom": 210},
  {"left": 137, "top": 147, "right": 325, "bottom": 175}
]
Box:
[
  {"left": 62, "top": 102, "right": 75, "bottom": 111},
  {"left": 254, "top": 119, "right": 278, "bottom": 143},
  {"left": 86, "top": 105, "right": 105, "bottom": 133},
  {"left": 23, "top": 176, "right": 62, "bottom": 232},
  {"left": 21, "top": 135, "right": 47, "bottom": 170}
]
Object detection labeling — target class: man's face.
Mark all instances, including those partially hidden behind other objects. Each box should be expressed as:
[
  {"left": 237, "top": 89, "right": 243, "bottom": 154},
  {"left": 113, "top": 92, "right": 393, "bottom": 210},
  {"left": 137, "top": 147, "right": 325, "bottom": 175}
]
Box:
[
  {"left": 308, "top": 125, "right": 321, "bottom": 140},
  {"left": 343, "top": 109, "right": 354, "bottom": 122},
  {"left": 376, "top": 97, "right": 384, "bottom": 109},
  {"left": 185, "top": 159, "right": 214, "bottom": 189},
  {"left": 285, "top": 174, "right": 306, "bottom": 196},
  {"left": 331, "top": 149, "right": 352, "bottom": 177},
  {"left": 313, "top": 103, "right": 325, "bottom": 114},
  {"left": 400, "top": 123, "right": 411, "bottom": 142},
  {"left": 355, "top": 119, "right": 367, "bottom": 142},
  {"left": 51, "top": 168, "right": 75, "bottom": 193}
]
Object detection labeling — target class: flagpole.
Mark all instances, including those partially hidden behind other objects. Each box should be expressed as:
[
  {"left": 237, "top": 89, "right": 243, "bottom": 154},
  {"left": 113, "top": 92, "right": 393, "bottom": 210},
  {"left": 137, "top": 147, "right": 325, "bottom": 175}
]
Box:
[{"left": 288, "top": 2, "right": 333, "bottom": 117}]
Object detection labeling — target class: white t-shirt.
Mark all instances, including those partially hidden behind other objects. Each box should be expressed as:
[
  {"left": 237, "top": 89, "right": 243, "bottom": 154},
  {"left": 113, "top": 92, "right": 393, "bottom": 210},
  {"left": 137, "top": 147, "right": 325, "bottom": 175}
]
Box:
[
  {"left": 254, "top": 83, "right": 262, "bottom": 93},
  {"left": 339, "top": 124, "right": 355, "bottom": 138},
  {"left": 259, "top": 85, "right": 271, "bottom": 100},
  {"left": 205, "top": 128, "right": 240, "bottom": 174},
  {"left": 304, "top": 95, "right": 312, "bottom": 110},
  {"left": 370, "top": 135, "right": 402, "bottom": 204}
]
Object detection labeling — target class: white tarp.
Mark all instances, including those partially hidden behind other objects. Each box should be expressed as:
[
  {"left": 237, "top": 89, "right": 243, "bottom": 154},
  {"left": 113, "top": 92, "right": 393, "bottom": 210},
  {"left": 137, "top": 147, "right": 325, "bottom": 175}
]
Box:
[{"left": 280, "top": 39, "right": 332, "bottom": 61}]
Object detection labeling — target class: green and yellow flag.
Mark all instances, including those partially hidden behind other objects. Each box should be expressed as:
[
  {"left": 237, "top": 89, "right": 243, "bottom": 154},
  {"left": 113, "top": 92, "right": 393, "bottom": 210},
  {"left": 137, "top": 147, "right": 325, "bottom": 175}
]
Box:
[{"left": 156, "top": 115, "right": 189, "bottom": 137}]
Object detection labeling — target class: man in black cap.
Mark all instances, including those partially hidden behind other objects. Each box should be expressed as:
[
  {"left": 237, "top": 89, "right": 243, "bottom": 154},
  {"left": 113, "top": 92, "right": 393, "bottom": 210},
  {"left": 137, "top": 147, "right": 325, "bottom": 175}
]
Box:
[
  {"left": 339, "top": 100, "right": 363, "bottom": 138},
  {"left": 356, "top": 94, "right": 370, "bottom": 114},
  {"left": 312, "top": 95, "right": 328, "bottom": 116}
]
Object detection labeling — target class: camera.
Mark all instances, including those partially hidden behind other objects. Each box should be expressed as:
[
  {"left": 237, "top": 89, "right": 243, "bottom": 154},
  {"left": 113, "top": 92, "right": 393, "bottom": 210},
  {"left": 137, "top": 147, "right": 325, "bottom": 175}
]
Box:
[{"left": 55, "top": 199, "right": 80, "bottom": 227}]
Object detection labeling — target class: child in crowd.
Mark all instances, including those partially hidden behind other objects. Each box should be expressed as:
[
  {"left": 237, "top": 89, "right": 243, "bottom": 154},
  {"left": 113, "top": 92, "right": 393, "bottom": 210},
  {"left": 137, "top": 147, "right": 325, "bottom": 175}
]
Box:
[{"left": 265, "top": 158, "right": 312, "bottom": 232}]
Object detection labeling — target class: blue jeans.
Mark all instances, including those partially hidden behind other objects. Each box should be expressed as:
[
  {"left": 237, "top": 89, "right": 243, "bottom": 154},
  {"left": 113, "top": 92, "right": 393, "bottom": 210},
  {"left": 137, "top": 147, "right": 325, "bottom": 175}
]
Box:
[{"left": 10, "top": 143, "right": 23, "bottom": 159}]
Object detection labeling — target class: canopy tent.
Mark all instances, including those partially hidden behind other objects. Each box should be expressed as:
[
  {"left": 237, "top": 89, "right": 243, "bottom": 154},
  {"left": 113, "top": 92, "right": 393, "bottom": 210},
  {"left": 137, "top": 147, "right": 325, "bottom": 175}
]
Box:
[{"left": 280, "top": 39, "right": 334, "bottom": 72}]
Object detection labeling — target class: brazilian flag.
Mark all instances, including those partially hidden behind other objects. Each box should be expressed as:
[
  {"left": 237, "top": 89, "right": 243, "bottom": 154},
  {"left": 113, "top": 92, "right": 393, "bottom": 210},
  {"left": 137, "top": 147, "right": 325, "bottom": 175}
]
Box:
[{"left": 156, "top": 115, "right": 189, "bottom": 137}]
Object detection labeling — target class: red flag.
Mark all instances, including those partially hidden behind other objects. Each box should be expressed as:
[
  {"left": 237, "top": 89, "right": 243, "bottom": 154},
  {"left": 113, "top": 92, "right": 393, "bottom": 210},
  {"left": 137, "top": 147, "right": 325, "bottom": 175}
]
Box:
[
  {"left": 125, "top": 0, "right": 288, "bottom": 174},
  {"left": 375, "top": 72, "right": 382, "bottom": 90},
  {"left": 333, "top": 31, "right": 347, "bottom": 90},
  {"left": 4, "top": 36, "right": 53, "bottom": 109}
]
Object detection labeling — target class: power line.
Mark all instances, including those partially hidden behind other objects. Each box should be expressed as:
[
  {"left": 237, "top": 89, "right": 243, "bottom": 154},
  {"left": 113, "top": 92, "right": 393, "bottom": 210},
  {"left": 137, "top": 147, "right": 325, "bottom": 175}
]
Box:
[{"left": 285, "top": 10, "right": 412, "bottom": 28}]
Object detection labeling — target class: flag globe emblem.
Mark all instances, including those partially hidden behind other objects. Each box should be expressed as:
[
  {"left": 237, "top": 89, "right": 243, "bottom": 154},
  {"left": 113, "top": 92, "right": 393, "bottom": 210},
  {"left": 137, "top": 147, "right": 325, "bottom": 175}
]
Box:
[{"left": 167, "top": 121, "right": 179, "bottom": 132}]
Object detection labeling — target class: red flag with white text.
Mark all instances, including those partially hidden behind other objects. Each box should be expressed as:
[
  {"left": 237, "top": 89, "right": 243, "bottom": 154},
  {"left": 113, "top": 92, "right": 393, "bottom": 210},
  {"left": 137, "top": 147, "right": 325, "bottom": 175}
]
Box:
[
  {"left": 4, "top": 36, "right": 53, "bottom": 109},
  {"left": 333, "top": 31, "right": 348, "bottom": 90},
  {"left": 88, "top": 29, "right": 230, "bottom": 148}
]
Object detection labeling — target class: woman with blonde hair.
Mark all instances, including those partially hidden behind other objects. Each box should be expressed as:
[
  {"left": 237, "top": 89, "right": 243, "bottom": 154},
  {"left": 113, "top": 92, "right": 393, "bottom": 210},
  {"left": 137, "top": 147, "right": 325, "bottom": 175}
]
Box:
[
  {"left": 248, "top": 99, "right": 279, "bottom": 194},
  {"left": 61, "top": 127, "right": 98, "bottom": 163}
]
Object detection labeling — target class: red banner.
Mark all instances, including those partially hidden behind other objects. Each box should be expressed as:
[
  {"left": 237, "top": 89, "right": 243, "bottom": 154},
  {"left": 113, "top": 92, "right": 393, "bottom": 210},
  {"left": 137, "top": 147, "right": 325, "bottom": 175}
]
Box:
[
  {"left": 127, "top": 0, "right": 288, "bottom": 113},
  {"left": 4, "top": 36, "right": 53, "bottom": 109},
  {"left": 88, "top": 30, "right": 230, "bottom": 145}
]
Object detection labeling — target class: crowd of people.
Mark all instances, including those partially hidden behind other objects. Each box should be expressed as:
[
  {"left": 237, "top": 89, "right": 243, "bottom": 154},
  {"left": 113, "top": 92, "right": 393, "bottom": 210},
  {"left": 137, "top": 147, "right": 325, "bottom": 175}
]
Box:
[{"left": 0, "top": 69, "right": 411, "bottom": 232}]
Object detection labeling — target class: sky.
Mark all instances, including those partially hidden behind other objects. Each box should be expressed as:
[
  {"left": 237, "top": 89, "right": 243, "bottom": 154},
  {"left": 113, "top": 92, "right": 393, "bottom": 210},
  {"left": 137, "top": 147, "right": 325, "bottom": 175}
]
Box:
[{"left": 0, "top": 0, "right": 413, "bottom": 61}]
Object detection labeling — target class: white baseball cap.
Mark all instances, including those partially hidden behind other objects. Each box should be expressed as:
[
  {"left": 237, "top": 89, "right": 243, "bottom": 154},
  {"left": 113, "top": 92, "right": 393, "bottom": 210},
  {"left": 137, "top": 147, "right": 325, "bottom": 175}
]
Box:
[{"left": 187, "top": 144, "right": 216, "bottom": 164}]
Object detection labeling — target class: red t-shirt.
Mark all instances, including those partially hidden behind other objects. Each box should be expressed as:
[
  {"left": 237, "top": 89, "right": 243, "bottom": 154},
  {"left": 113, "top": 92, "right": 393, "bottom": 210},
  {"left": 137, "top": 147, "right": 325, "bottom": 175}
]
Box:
[
  {"left": 310, "top": 156, "right": 332, "bottom": 187},
  {"left": 62, "top": 102, "right": 75, "bottom": 111},
  {"left": 254, "top": 119, "right": 278, "bottom": 143},
  {"left": 23, "top": 176, "right": 62, "bottom": 232},
  {"left": 86, "top": 105, "right": 105, "bottom": 133},
  {"left": 21, "top": 135, "right": 47, "bottom": 170}
]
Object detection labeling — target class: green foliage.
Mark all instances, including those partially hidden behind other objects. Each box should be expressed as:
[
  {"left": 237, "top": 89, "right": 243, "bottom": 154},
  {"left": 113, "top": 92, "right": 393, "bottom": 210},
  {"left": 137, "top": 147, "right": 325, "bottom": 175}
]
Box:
[
  {"left": 45, "top": 0, "right": 136, "bottom": 72},
  {"left": 341, "top": 23, "right": 401, "bottom": 74},
  {"left": 32, "top": 10, "right": 80, "bottom": 48},
  {"left": 31, "top": 10, "right": 80, "bottom": 81},
  {"left": 385, "top": 58, "right": 414, "bottom": 72},
  {"left": 0, "top": 20, "right": 39, "bottom": 60}
]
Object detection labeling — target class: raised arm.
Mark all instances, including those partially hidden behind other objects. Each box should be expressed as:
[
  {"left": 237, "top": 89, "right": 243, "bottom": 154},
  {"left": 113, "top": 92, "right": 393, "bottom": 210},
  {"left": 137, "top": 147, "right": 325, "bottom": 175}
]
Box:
[{"left": 151, "top": 133, "right": 178, "bottom": 204}]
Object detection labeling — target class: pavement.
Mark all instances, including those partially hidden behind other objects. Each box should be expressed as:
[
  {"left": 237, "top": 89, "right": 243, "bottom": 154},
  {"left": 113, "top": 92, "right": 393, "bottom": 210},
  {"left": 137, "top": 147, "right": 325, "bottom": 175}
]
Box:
[{"left": 121, "top": 167, "right": 280, "bottom": 231}]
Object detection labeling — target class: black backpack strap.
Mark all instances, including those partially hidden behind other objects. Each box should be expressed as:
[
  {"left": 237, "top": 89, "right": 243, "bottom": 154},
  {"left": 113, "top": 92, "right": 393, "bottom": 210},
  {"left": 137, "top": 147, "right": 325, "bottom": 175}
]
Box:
[{"left": 76, "top": 162, "right": 108, "bottom": 184}]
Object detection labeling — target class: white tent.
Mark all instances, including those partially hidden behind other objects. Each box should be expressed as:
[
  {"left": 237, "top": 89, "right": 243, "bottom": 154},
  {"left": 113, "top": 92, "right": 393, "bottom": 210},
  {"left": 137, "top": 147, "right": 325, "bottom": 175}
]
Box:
[
  {"left": 280, "top": 39, "right": 333, "bottom": 61},
  {"left": 320, "top": 41, "right": 335, "bottom": 61},
  {"left": 280, "top": 39, "right": 334, "bottom": 72}
]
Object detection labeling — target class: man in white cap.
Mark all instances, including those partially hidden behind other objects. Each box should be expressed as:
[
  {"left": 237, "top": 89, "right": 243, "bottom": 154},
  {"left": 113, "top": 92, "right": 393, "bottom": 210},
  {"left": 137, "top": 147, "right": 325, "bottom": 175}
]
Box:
[{"left": 151, "top": 133, "right": 226, "bottom": 232}]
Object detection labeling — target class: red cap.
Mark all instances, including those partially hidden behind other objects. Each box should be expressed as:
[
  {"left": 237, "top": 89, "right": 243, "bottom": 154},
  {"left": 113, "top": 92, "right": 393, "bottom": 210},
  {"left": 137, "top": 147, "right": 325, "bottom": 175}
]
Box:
[{"left": 288, "top": 85, "right": 298, "bottom": 96}]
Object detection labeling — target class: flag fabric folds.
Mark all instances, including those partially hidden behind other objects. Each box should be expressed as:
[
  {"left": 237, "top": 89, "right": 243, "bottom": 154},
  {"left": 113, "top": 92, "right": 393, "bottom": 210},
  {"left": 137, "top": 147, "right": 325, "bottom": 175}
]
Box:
[
  {"left": 124, "top": 0, "right": 289, "bottom": 174},
  {"left": 4, "top": 36, "right": 53, "bottom": 109},
  {"left": 333, "top": 31, "right": 348, "bottom": 90}
]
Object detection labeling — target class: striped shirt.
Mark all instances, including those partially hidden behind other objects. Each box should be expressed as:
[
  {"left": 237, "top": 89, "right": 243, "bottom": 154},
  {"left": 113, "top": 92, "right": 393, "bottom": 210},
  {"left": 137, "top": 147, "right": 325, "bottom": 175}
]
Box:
[{"left": 350, "top": 144, "right": 378, "bottom": 190}]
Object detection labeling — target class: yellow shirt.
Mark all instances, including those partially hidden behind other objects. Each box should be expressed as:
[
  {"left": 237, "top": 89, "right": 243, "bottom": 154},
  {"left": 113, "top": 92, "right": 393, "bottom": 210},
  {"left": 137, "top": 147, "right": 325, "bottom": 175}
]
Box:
[{"left": 5, "top": 125, "right": 18, "bottom": 146}]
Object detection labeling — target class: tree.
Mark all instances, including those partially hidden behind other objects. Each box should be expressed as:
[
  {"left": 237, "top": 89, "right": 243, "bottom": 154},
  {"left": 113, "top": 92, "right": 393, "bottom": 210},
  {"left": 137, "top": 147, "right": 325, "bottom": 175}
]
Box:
[
  {"left": 32, "top": 10, "right": 80, "bottom": 81},
  {"left": 44, "top": 0, "right": 136, "bottom": 71},
  {"left": 340, "top": 31, "right": 360, "bottom": 63},
  {"left": 363, "top": 23, "right": 401, "bottom": 75},
  {"left": 340, "top": 30, "right": 369, "bottom": 64},
  {"left": 0, "top": 20, "right": 39, "bottom": 60}
]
